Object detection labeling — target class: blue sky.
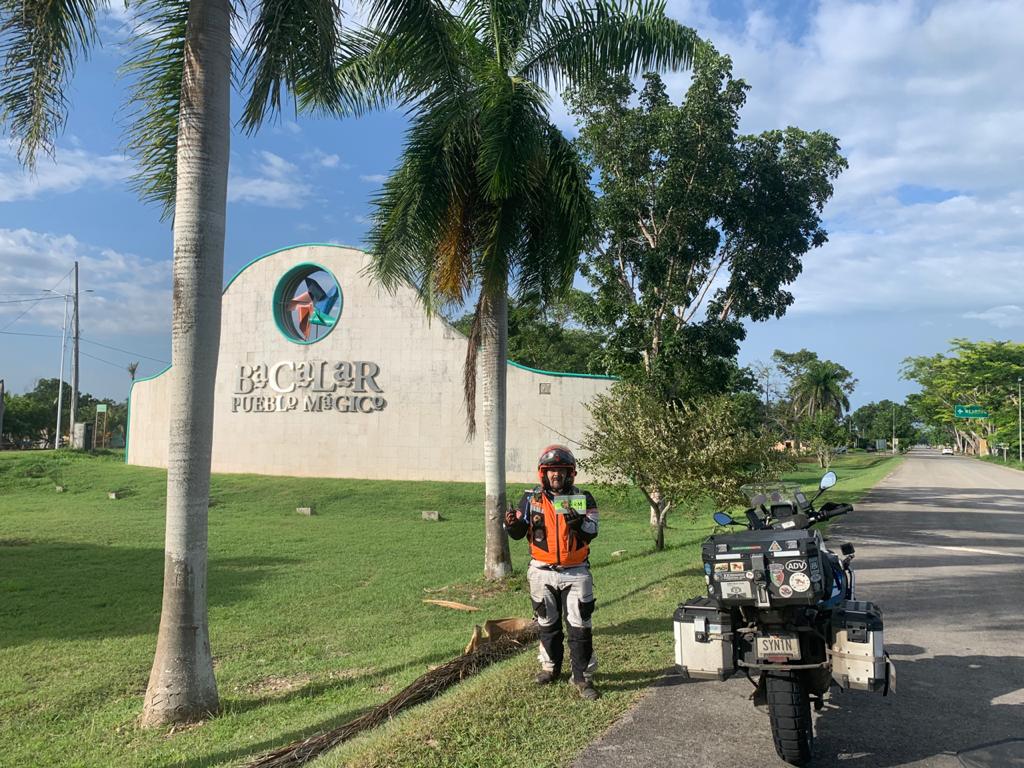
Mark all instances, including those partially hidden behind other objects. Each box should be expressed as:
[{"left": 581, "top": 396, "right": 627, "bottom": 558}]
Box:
[{"left": 1, "top": 0, "right": 1023, "bottom": 411}]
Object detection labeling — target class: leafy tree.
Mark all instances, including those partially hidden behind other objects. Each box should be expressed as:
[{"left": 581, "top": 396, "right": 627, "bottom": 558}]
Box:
[
  {"left": 850, "top": 400, "right": 918, "bottom": 448},
  {"left": 902, "top": 339, "right": 1024, "bottom": 455},
  {"left": 797, "top": 412, "right": 846, "bottom": 468},
  {"left": 362, "top": 0, "right": 697, "bottom": 579},
  {"left": 789, "top": 359, "right": 853, "bottom": 420},
  {"left": 1, "top": 393, "right": 50, "bottom": 446},
  {"left": 582, "top": 381, "right": 790, "bottom": 550},
  {"left": 448, "top": 295, "right": 606, "bottom": 375},
  {"left": 567, "top": 43, "right": 846, "bottom": 401}
]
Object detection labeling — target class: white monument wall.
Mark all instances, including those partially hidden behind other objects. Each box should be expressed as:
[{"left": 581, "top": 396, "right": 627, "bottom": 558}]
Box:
[{"left": 126, "top": 244, "right": 614, "bottom": 483}]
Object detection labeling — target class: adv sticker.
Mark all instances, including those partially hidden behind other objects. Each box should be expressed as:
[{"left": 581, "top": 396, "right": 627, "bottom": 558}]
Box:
[
  {"left": 789, "top": 572, "right": 811, "bottom": 593},
  {"left": 785, "top": 560, "right": 807, "bottom": 572}
]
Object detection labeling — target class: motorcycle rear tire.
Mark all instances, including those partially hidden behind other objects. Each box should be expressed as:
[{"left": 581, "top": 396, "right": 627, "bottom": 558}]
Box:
[{"left": 765, "top": 672, "right": 814, "bottom": 766}]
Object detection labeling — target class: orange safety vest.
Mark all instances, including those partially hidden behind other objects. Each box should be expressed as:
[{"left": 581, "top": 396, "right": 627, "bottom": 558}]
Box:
[{"left": 527, "top": 489, "right": 589, "bottom": 567}]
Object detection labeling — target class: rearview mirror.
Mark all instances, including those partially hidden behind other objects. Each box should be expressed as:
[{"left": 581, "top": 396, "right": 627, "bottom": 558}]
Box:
[
  {"left": 820, "top": 471, "right": 837, "bottom": 490},
  {"left": 713, "top": 511, "right": 735, "bottom": 526}
]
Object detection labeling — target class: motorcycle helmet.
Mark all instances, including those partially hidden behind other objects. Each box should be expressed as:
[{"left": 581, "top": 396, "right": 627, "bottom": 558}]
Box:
[{"left": 537, "top": 444, "right": 577, "bottom": 487}]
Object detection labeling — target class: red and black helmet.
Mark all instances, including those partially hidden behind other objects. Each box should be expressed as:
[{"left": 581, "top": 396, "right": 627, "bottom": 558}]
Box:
[{"left": 537, "top": 444, "right": 577, "bottom": 486}]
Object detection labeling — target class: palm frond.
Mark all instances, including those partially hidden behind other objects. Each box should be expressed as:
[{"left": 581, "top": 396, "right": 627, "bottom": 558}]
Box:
[
  {"left": 515, "top": 125, "right": 592, "bottom": 299},
  {"left": 121, "top": 0, "right": 187, "bottom": 219},
  {"left": 0, "top": 0, "right": 102, "bottom": 168},
  {"left": 476, "top": 65, "right": 547, "bottom": 201},
  {"left": 365, "top": 0, "right": 465, "bottom": 99},
  {"left": 365, "top": 90, "right": 479, "bottom": 310},
  {"left": 238, "top": 0, "right": 342, "bottom": 131},
  {"left": 516, "top": 0, "right": 697, "bottom": 89}
]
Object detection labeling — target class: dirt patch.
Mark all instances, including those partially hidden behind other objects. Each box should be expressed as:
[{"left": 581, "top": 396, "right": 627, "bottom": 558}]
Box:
[
  {"left": 241, "top": 674, "right": 313, "bottom": 697},
  {"left": 422, "top": 578, "right": 515, "bottom": 603}
]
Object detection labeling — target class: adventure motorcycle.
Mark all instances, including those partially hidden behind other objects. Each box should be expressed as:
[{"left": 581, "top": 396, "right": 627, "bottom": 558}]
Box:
[{"left": 674, "top": 471, "right": 895, "bottom": 766}]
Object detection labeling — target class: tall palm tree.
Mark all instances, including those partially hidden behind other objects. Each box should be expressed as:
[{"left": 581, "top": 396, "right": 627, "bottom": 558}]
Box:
[
  {"left": 361, "top": 0, "right": 696, "bottom": 579},
  {"left": 791, "top": 359, "right": 851, "bottom": 419},
  {"left": 1, "top": 0, "right": 344, "bottom": 725}
]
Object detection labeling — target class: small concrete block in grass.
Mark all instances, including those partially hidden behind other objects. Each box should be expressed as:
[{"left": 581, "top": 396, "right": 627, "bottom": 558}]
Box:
[
  {"left": 296, "top": 506, "right": 315, "bottom": 516},
  {"left": 55, "top": 485, "right": 65, "bottom": 493},
  {"left": 108, "top": 491, "right": 119, "bottom": 500},
  {"left": 421, "top": 510, "right": 441, "bottom": 521}
]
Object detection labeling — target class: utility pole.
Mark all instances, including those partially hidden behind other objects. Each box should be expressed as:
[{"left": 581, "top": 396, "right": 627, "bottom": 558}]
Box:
[
  {"left": 55, "top": 294, "right": 70, "bottom": 448},
  {"left": 891, "top": 402, "right": 896, "bottom": 455},
  {"left": 1018, "top": 377, "right": 1022, "bottom": 464},
  {"left": 70, "top": 261, "right": 80, "bottom": 440},
  {"left": 0, "top": 378, "right": 5, "bottom": 448}
]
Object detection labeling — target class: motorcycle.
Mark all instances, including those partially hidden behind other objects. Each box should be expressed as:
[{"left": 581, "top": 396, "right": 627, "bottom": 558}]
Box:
[{"left": 673, "top": 471, "right": 895, "bottom": 766}]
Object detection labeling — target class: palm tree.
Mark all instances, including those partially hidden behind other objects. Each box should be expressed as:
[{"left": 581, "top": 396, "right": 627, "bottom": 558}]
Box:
[
  {"left": 127, "top": 361, "right": 140, "bottom": 382},
  {"left": 1, "top": 0, "right": 344, "bottom": 726},
  {"left": 791, "top": 360, "right": 851, "bottom": 419},
  {"left": 361, "top": 0, "right": 696, "bottom": 579}
]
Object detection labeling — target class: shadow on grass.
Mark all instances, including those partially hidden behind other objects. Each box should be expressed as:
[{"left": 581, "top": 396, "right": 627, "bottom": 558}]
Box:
[
  {"left": 0, "top": 541, "right": 296, "bottom": 648},
  {"left": 180, "top": 647, "right": 470, "bottom": 768}
]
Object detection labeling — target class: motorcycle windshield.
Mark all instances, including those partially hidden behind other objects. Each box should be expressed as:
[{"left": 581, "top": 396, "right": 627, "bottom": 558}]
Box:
[{"left": 740, "top": 482, "right": 804, "bottom": 509}]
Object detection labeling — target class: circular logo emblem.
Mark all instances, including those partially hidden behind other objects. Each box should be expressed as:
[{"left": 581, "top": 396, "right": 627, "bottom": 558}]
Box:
[
  {"left": 273, "top": 264, "right": 343, "bottom": 344},
  {"left": 789, "top": 572, "right": 811, "bottom": 593},
  {"left": 779, "top": 585, "right": 794, "bottom": 598}
]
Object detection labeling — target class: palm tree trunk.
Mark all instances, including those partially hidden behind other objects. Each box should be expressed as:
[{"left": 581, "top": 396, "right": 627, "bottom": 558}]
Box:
[
  {"left": 481, "top": 289, "right": 512, "bottom": 580},
  {"left": 141, "top": 0, "right": 230, "bottom": 727}
]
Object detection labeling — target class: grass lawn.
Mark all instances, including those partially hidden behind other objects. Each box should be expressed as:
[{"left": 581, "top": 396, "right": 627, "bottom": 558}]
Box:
[
  {"left": 0, "top": 450, "right": 899, "bottom": 768},
  {"left": 979, "top": 454, "right": 1024, "bottom": 472}
]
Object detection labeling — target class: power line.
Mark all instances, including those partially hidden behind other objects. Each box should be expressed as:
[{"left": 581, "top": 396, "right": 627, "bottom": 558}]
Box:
[
  {"left": 80, "top": 350, "right": 128, "bottom": 370},
  {"left": 0, "top": 330, "right": 62, "bottom": 339},
  {"left": 0, "top": 265, "right": 74, "bottom": 332},
  {"left": 0, "top": 296, "right": 64, "bottom": 304},
  {"left": 80, "top": 336, "right": 170, "bottom": 365}
]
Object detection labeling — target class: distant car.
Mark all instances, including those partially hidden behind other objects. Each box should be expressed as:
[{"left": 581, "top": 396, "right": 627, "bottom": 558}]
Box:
[
  {"left": 865, "top": 444, "right": 877, "bottom": 453},
  {"left": 941, "top": 447, "right": 954, "bottom": 455}
]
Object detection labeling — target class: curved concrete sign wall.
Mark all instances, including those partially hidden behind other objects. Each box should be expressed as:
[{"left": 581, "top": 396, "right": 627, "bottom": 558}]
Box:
[{"left": 126, "top": 244, "right": 615, "bottom": 483}]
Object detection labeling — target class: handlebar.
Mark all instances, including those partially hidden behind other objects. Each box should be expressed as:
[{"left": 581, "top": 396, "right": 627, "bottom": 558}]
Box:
[{"left": 816, "top": 501, "right": 852, "bottom": 521}]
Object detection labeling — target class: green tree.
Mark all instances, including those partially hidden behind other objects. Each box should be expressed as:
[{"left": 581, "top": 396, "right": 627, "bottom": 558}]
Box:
[
  {"left": 363, "top": 0, "right": 696, "bottom": 579},
  {"left": 567, "top": 44, "right": 846, "bottom": 400},
  {"left": 582, "top": 381, "right": 789, "bottom": 550},
  {"left": 1, "top": 0, "right": 349, "bottom": 726},
  {"left": 448, "top": 294, "right": 606, "bottom": 375},
  {"left": 789, "top": 359, "right": 853, "bottom": 420},
  {"left": 850, "top": 399, "right": 918, "bottom": 448},
  {"left": 902, "top": 339, "right": 1024, "bottom": 455},
  {"left": 797, "top": 412, "right": 846, "bottom": 468},
  {"left": 0, "top": 393, "right": 50, "bottom": 446}
]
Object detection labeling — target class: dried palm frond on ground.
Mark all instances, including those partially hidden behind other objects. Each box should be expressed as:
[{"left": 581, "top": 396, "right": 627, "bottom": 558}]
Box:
[{"left": 241, "top": 620, "right": 538, "bottom": 768}]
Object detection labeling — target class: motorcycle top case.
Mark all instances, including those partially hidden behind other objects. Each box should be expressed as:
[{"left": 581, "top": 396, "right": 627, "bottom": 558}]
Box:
[{"left": 701, "top": 529, "right": 828, "bottom": 606}]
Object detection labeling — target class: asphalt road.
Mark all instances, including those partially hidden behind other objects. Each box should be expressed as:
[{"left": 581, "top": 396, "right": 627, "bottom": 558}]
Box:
[{"left": 573, "top": 449, "right": 1024, "bottom": 768}]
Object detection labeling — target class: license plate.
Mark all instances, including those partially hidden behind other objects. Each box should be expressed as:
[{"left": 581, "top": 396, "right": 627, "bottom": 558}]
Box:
[{"left": 756, "top": 634, "right": 801, "bottom": 660}]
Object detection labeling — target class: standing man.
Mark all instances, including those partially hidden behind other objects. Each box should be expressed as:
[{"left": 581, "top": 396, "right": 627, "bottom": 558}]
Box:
[{"left": 504, "top": 444, "right": 600, "bottom": 700}]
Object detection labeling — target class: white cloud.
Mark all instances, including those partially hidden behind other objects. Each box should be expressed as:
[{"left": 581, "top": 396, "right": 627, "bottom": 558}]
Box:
[
  {"left": 319, "top": 153, "right": 341, "bottom": 168},
  {"left": 638, "top": 0, "right": 1024, "bottom": 318},
  {"left": 228, "top": 150, "right": 311, "bottom": 208},
  {"left": 0, "top": 142, "right": 132, "bottom": 202},
  {"left": 0, "top": 228, "right": 171, "bottom": 337},
  {"left": 359, "top": 174, "right": 388, "bottom": 184},
  {"left": 964, "top": 306, "right": 1024, "bottom": 329}
]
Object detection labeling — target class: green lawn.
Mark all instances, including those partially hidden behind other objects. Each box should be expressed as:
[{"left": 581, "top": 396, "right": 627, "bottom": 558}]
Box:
[
  {"left": 979, "top": 454, "right": 1024, "bottom": 472},
  {"left": 0, "top": 450, "right": 899, "bottom": 768}
]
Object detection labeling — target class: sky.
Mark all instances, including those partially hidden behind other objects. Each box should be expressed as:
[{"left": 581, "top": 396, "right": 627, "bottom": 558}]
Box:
[{"left": 0, "top": 0, "right": 1022, "bottom": 411}]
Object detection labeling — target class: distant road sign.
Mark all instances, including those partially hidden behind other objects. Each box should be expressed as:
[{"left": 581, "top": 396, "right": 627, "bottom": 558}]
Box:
[
  {"left": 955, "top": 405, "right": 989, "bottom": 419},
  {"left": 96, "top": 404, "right": 108, "bottom": 413}
]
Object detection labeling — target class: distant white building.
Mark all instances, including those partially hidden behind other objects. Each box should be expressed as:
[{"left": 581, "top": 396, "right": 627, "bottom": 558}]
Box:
[{"left": 126, "top": 244, "right": 614, "bottom": 483}]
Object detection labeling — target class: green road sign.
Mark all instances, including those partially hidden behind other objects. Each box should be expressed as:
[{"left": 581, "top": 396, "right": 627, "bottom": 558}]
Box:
[
  {"left": 954, "top": 404, "right": 988, "bottom": 419},
  {"left": 96, "top": 404, "right": 108, "bottom": 413}
]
